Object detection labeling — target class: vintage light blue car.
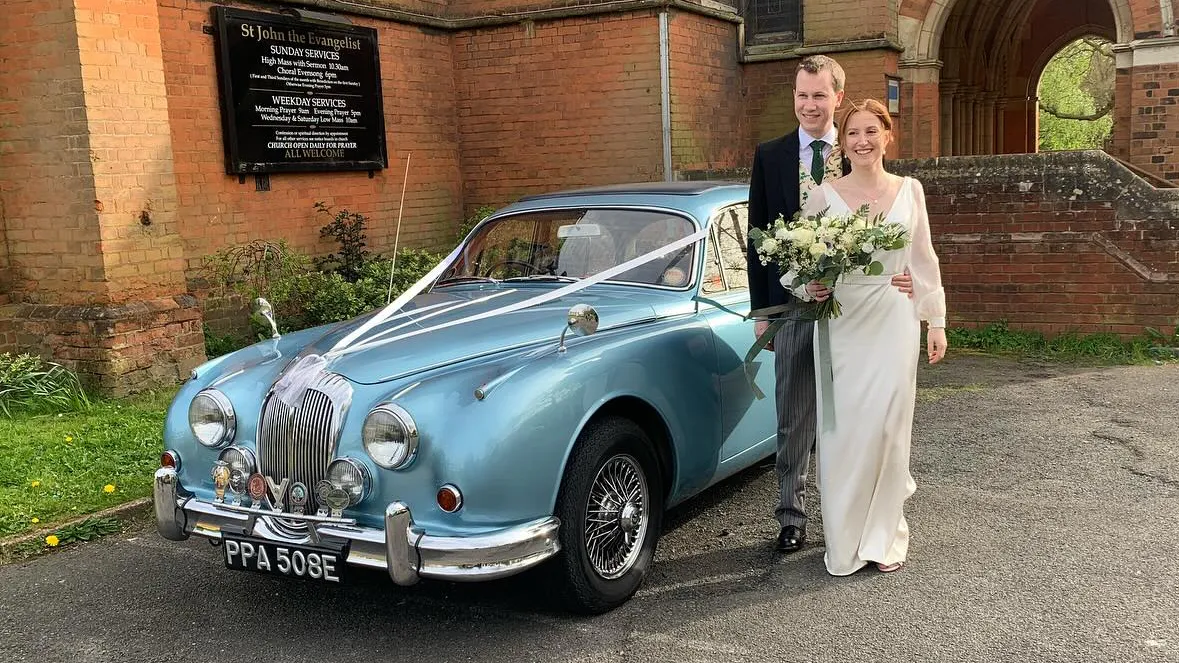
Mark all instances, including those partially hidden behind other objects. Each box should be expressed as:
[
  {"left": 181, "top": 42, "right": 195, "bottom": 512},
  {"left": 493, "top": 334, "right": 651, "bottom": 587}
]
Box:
[{"left": 153, "top": 181, "right": 778, "bottom": 613}]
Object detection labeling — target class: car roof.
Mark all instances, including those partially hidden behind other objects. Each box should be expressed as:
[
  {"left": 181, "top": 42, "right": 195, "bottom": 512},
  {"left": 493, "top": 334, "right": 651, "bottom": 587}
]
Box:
[
  {"left": 499, "top": 180, "right": 749, "bottom": 222},
  {"left": 517, "top": 180, "right": 745, "bottom": 201}
]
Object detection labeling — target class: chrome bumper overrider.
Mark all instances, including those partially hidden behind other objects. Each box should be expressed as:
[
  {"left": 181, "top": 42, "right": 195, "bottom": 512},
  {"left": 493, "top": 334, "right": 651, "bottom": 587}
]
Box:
[{"left": 153, "top": 467, "right": 561, "bottom": 584}]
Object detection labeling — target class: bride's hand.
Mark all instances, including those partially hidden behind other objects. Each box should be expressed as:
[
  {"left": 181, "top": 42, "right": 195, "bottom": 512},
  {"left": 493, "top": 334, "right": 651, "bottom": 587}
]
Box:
[
  {"left": 927, "top": 326, "right": 947, "bottom": 363},
  {"left": 805, "top": 281, "right": 831, "bottom": 302}
]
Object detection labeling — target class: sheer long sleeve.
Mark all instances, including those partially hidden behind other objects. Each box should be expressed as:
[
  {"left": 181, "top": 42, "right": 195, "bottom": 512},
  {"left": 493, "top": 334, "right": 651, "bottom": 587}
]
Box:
[
  {"left": 907, "top": 178, "right": 946, "bottom": 328},
  {"left": 778, "top": 185, "right": 831, "bottom": 301}
]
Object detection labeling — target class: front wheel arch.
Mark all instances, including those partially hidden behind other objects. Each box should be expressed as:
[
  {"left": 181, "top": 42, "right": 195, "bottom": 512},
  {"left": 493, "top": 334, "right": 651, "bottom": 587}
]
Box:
[{"left": 574, "top": 396, "right": 676, "bottom": 503}]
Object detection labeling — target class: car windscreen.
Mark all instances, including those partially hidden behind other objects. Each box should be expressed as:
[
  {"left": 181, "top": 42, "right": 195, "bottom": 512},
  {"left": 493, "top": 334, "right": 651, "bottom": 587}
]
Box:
[{"left": 439, "top": 208, "right": 697, "bottom": 288}]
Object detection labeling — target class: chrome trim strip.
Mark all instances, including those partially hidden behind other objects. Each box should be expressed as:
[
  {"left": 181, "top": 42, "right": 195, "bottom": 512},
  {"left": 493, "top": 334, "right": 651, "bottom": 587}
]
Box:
[{"left": 366, "top": 315, "right": 663, "bottom": 384}]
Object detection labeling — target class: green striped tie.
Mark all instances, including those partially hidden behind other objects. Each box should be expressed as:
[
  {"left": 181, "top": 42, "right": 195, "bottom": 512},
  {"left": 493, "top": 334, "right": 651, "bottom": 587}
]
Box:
[{"left": 810, "top": 139, "right": 826, "bottom": 184}]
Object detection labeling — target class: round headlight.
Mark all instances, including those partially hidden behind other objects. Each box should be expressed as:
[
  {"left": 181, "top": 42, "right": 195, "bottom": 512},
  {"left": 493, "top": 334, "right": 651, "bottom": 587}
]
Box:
[
  {"left": 326, "top": 458, "right": 370, "bottom": 505},
  {"left": 362, "top": 404, "right": 418, "bottom": 470},
  {"left": 217, "top": 445, "right": 256, "bottom": 479},
  {"left": 189, "top": 389, "right": 235, "bottom": 448}
]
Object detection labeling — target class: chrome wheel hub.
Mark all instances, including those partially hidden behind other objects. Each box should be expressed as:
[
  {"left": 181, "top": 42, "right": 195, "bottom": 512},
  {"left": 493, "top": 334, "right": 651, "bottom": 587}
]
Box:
[{"left": 584, "top": 454, "right": 649, "bottom": 580}]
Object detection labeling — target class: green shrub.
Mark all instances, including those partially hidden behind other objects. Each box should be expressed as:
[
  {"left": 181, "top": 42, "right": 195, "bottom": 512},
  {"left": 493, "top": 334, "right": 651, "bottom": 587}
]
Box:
[
  {"left": 456, "top": 205, "right": 496, "bottom": 244},
  {"left": 314, "top": 202, "right": 370, "bottom": 281},
  {"left": 0, "top": 353, "right": 91, "bottom": 417}
]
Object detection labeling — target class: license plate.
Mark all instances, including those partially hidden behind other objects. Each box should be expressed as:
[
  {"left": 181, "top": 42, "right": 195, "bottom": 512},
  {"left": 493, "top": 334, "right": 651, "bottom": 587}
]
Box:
[{"left": 222, "top": 534, "right": 348, "bottom": 583}]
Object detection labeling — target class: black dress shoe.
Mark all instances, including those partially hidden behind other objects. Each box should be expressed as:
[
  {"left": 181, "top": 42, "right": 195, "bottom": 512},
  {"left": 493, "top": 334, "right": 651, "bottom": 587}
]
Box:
[{"left": 776, "top": 525, "right": 806, "bottom": 553}]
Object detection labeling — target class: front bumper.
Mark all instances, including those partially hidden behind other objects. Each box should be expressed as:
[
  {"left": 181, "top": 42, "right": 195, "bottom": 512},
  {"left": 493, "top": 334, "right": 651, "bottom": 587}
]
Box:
[{"left": 153, "top": 467, "right": 561, "bottom": 584}]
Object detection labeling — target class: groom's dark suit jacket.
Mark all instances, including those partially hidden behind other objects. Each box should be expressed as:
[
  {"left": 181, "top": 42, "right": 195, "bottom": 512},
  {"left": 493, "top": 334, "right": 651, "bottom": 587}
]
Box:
[{"left": 745, "top": 129, "right": 850, "bottom": 320}]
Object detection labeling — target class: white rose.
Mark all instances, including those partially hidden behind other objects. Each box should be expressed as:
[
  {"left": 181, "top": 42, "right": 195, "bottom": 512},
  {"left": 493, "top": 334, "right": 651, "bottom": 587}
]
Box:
[
  {"left": 790, "top": 228, "right": 816, "bottom": 246},
  {"left": 808, "top": 242, "right": 828, "bottom": 258},
  {"left": 775, "top": 227, "right": 791, "bottom": 240},
  {"left": 761, "top": 238, "right": 779, "bottom": 254},
  {"left": 860, "top": 241, "right": 876, "bottom": 254}
]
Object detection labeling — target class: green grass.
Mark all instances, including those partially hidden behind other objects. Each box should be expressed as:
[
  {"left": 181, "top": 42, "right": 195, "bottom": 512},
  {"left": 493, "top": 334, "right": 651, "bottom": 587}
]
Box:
[
  {"left": 0, "top": 388, "right": 175, "bottom": 539},
  {"left": 943, "top": 321, "right": 1160, "bottom": 364}
]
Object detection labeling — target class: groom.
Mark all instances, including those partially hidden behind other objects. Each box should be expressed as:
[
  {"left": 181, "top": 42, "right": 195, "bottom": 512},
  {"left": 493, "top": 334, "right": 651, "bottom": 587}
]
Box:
[{"left": 746, "top": 55, "right": 912, "bottom": 553}]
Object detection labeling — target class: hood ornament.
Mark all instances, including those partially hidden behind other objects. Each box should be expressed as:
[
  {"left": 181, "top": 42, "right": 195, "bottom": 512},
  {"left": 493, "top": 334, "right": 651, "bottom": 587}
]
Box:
[{"left": 251, "top": 297, "right": 280, "bottom": 339}]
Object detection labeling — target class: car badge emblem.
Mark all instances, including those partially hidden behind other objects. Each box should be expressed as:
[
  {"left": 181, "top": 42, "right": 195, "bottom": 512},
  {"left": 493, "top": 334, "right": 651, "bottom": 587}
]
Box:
[
  {"left": 247, "top": 472, "right": 268, "bottom": 508},
  {"left": 315, "top": 480, "right": 334, "bottom": 517},
  {"left": 228, "top": 470, "right": 247, "bottom": 506},
  {"left": 323, "top": 487, "right": 351, "bottom": 519},
  {"left": 211, "top": 461, "right": 230, "bottom": 503},
  {"left": 289, "top": 482, "right": 309, "bottom": 515},
  {"left": 265, "top": 475, "right": 290, "bottom": 512}
]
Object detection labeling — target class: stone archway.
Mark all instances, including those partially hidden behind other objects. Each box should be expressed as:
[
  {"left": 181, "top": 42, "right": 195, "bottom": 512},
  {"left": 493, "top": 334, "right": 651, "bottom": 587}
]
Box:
[
  {"left": 904, "top": 0, "right": 1125, "bottom": 156},
  {"left": 895, "top": 0, "right": 1155, "bottom": 161}
]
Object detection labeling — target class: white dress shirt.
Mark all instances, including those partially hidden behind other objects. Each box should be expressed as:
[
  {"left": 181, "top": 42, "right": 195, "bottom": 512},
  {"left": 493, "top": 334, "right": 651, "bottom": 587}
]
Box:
[{"left": 798, "top": 125, "right": 838, "bottom": 166}]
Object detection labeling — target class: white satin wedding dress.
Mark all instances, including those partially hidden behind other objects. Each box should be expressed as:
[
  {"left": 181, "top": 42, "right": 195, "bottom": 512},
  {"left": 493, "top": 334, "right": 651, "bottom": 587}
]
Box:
[{"left": 788, "top": 176, "right": 946, "bottom": 576}]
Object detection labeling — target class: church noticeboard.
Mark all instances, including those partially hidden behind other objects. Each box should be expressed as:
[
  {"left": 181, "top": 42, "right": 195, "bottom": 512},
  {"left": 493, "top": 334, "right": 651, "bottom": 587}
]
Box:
[{"left": 211, "top": 6, "right": 387, "bottom": 174}]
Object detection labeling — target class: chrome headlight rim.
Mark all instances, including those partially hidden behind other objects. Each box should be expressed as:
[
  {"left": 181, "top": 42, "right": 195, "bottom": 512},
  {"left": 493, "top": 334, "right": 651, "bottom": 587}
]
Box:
[
  {"left": 189, "top": 389, "right": 236, "bottom": 449},
  {"left": 216, "top": 445, "right": 257, "bottom": 478},
  {"left": 362, "top": 403, "right": 419, "bottom": 470},
  {"left": 326, "top": 457, "right": 372, "bottom": 506}
]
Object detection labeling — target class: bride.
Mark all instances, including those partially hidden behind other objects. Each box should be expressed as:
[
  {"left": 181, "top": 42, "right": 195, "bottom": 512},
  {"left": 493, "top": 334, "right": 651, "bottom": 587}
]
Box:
[{"left": 787, "top": 98, "right": 948, "bottom": 576}]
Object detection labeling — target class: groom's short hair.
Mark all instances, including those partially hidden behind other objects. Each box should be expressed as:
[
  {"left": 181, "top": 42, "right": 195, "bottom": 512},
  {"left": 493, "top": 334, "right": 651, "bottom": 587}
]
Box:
[{"left": 796, "top": 55, "right": 846, "bottom": 93}]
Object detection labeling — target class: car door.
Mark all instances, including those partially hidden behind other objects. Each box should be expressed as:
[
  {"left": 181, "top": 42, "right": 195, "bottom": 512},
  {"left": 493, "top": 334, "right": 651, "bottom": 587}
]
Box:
[{"left": 696, "top": 203, "right": 778, "bottom": 473}]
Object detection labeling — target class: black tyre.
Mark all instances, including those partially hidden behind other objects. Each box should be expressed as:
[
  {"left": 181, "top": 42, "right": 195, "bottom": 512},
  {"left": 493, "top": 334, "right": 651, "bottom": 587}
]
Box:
[{"left": 549, "top": 415, "right": 664, "bottom": 614}]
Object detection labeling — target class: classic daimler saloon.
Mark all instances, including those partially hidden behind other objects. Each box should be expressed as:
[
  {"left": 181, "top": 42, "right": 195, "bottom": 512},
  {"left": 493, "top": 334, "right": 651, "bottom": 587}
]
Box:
[{"left": 154, "top": 181, "right": 779, "bottom": 613}]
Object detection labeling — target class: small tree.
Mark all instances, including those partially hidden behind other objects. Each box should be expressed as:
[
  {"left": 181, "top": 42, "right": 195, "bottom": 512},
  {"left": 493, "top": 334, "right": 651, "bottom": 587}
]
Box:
[{"left": 1037, "top": 37, "right": 1115, "bottom": 151}]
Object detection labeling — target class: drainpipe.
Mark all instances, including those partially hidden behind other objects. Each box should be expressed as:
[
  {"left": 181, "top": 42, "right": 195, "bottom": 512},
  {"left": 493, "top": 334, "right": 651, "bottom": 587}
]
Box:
[{"left": 659, "top": 10, "right": 673, "bottom": 181}]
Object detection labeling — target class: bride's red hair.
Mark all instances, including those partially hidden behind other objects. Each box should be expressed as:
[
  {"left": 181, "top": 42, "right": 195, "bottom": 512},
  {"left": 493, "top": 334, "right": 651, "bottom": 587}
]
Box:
[{"left": 838, "top": 98, "right": 893, "bottom": 145}]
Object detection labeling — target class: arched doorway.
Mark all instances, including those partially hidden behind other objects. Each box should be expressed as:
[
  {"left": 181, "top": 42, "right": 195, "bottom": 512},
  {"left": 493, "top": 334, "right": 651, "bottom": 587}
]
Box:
[
  {"left": 935, "top": 0, "right": 1123, "bottom": 155},
  {"left": 894, "top": 0, "right": 1158, "bottom": 159}
]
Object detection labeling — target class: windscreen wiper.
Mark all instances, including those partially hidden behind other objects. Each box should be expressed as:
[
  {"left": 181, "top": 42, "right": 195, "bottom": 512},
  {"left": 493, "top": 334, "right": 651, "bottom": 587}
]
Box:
[
  {"left": 433, "top": 275, "right": 500, "bottom": 286},
  {"left": 501, "top": 275, "right": 578, "bottom": 283}
]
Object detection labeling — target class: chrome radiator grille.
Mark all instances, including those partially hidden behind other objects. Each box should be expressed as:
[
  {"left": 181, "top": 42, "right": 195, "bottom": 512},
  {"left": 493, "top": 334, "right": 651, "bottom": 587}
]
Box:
[{"left": 257, "top": 370, "right": 352, "bottom": 516}]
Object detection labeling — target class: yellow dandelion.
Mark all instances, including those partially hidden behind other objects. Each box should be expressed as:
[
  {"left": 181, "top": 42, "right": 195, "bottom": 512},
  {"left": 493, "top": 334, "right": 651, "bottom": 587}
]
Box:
[
  {"left": 45, "top": 535, "right": 59, "bottom": 547},
  {"left": 31, "top": 517, "right": 40, "bottom": 524},
  {"left": 103, "top": 484, "right": 116, "bottom": 494},
  {"left": 65, "top": 436, "right": 73, "bottom": 443},
  {"left": 30, "top": 480, "right": 40, "bottom": 488}
]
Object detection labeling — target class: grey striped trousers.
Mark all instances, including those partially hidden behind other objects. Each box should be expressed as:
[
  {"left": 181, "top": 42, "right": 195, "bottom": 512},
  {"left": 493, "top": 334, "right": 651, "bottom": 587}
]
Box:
[{"left": 773, "top": 318, "right": 817, "bottom": 529}]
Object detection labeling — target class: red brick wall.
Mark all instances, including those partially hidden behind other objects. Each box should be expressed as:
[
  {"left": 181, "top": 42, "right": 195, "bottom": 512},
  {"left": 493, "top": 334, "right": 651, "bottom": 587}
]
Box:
[
  {"left": 452, "top": 12, "right": 664, "bottom": 210},
  {"left": 1129, "top": 0, "right": 1164, "bottom": 35},
  {"left": 668, "top": 11, "right": 743, "bottom": 173},
  {"left": 899, "top": 81, "right": 939, "bottom": 158},
  {"left": 1127, "top": 63, "right": 1179, "bottom": 183},
  {"left": 0, "top": 0, "right": 108, "bottom": 307},
  {"left": 805, "top": 0, "right": 892, "bottom": 43},
  {"left": 158, "top": 0, "right": 465, "bottom": 284},
  {"left": 891, "top": 151, "right": 1179, "bottom": 336},
  {"left": 76, "top": 0, "right": 189, "bottom": 304},
  {"left": 446, "top": 0, "right": 735, "bottom": 16}
]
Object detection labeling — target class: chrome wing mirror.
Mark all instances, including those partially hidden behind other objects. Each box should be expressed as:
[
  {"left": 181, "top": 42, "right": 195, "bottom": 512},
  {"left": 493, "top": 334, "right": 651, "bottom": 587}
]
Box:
[
  {"left": 558, "top": 304, "right": 598, "bottom": 352},
  {"left": 251, "top": 297, "right": 280, "bottom": 339}
]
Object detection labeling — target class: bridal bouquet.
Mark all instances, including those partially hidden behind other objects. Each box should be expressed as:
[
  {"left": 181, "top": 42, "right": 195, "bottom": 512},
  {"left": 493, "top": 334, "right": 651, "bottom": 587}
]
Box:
[{"left": 748, "top": 204, "right": 910, "bottom": 319}]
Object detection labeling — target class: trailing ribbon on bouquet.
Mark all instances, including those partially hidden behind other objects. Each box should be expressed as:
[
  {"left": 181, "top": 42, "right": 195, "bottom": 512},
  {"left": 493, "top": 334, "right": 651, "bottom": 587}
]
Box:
[
  {"left": 816, "top": 317, "right": 836, "bottom": 433},
  {"left": 740, "top": 305, "right": 836, "bottom": 433},
  {"left": 325, "top": 226, "right": 710, "bottom": 360}
]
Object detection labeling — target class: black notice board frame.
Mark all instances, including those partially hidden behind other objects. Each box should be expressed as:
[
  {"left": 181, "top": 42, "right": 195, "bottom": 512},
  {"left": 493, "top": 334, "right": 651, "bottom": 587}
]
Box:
[{"left": 210, "top": 5, "right": 388, "bottom": 175}]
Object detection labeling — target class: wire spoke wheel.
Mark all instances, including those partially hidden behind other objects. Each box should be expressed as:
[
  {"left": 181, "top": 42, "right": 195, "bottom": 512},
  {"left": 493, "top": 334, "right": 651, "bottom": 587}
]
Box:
[{"left": 583, "top": 454, "right": 649, "bottom": 580}]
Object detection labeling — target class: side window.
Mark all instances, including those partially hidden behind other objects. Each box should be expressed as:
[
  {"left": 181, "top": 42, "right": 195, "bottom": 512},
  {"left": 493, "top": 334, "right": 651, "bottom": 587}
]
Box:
[{"left": 701, "top": 204, "right": 749, "bottom": 295}]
